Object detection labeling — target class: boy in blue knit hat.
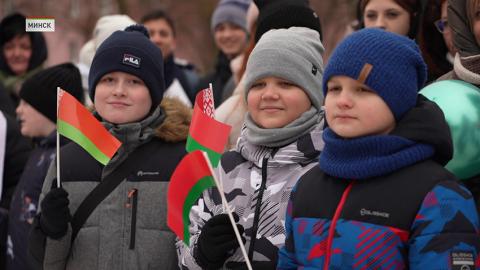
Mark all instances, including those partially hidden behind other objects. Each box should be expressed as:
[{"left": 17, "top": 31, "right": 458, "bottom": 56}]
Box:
[{"left": 277, "top": 28, "right": 480, "bottom": 269}]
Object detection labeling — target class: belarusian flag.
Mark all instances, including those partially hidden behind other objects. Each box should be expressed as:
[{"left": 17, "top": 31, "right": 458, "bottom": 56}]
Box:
[
  {"left": 186, "top": 88, "right": 231, "bottom": 167},
  {"left": 167, "top": 150, "right": 216, "bottom": 245},
  {"left": 57, "top": 89, "right": 121, "bottom": 165}
]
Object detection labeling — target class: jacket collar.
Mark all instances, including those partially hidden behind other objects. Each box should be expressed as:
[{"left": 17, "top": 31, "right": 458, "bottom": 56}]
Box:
[{"left": 236, "top": 124, "right": 323, "bottom": 168}]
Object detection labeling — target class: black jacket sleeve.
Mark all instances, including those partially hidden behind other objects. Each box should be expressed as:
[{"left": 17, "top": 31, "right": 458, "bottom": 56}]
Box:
[
  {"left": 28, "top": 216, "right": 47, "bottom": 270},
  {"left": 1, "top": 112, "right": 32, "bottom": 209}
]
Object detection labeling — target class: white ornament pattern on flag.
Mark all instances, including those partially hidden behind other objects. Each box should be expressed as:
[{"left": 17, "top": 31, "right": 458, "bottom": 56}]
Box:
[{"left": 203, "top": 87, "right": 215, "bottom": 118}]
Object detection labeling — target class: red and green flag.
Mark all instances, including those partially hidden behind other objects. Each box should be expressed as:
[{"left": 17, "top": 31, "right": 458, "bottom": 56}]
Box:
[
  {"left": 186, "top": 88, "right": 231, "bottom": 167},
  {"left": 167, "top": 150, "right": 216, "bottom": 245},
  {"left": 57, "top": 89, "right": 122, "bottom": 165}
]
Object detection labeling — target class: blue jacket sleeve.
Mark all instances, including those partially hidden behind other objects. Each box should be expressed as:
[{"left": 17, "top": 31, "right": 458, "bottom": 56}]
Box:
[
  {"left": 408, "top": 181, "right": 480, "bottom": 269},
  {"left": 277, "top": 185, "right": 299, "bottom": 270}
]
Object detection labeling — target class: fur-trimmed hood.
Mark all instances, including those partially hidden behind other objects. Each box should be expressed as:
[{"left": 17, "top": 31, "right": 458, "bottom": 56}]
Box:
[{"left": 155, "top": 97, "right": 192, "bottom": 142}]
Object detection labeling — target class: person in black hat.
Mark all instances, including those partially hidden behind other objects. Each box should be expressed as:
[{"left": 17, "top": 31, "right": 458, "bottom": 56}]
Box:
[
  {"left": 254, "top": 0, "right": 322, "bottom": 42},
  {"left": 5, "top": 63, "right": 83, "bottom": 270},
  {"left": 28, "top": 25, "right": 190, "bottom": 270}
]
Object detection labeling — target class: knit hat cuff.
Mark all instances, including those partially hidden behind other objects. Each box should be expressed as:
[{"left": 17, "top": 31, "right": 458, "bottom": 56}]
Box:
[
  {"left": 88, "top": 46, "right": 164, "bottom": 105},
  {"left": 323, "top": 62, "right": 417, "bottom": 120},
  {"left": 211, "top": 5, "right": 248, "bottom": 32},
  {"left": 244, "top": 47, "right": 323, "bottom": 110},
  {"left": 19, "top": 63, "right": 83, "bottom": 122},
  {"left": 20, "top": 92, "right": 55, "bottom": 122}
]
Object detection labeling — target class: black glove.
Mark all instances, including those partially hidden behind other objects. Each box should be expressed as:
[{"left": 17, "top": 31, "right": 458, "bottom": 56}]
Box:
[
  {"left": 195, "top": 213, "right": 245, "bottom": 270},
  {"left": 226, "top": 261, "right": 277, "bottom": 270},
  {"left": 39, "top": 187, "right": 71, "bottom": 239}
]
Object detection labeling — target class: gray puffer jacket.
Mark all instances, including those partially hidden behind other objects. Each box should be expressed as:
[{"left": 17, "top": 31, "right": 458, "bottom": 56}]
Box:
[
  {"left": 177, "top": 123, "right": 324, "bottom": 269},
  {"left": 28, "top": 98, "right": 191, "bottom": 270}
]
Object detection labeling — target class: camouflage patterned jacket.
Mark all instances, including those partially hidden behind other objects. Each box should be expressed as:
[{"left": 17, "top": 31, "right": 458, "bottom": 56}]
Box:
[{"left": 177, "top": 123, "right": 324, "bottom": 269}]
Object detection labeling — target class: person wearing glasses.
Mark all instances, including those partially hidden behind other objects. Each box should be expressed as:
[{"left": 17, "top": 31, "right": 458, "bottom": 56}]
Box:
[
  {"left": 416, "top": 0, "right": 456, "bottom": 82},
  {"left": 439, "top": 0, "right": 480, "bottom": 84},
  {"left": 435, "top": 0, "right": 457, "bottom": 63}
]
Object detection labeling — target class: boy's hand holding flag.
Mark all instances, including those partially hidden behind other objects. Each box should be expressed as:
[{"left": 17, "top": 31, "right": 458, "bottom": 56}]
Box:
[{"left": 167, "top": 151, "right": 252, "bottom": 270}]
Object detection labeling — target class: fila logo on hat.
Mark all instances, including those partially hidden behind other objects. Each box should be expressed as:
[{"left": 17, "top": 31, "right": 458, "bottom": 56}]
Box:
[{"left": 123, "top": 54, "right": 141, "bottom": 68}]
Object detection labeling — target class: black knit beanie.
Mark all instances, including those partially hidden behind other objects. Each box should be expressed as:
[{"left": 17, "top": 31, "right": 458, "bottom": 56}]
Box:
[
  {"left": 254, "top": 0, "right": 322, "bottom": 43},
  {"left": 88, "top": 24, "right": 165, "bottom": 107},
  {"left": 19, "top": 63, "right": 84, "bottom": 122}
]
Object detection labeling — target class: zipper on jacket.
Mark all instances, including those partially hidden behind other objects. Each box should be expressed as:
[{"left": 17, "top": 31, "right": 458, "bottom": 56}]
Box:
[
  {"left": 126, "top": 188, "right": 138, "bottom": 250},
  {"left": 324, "top": 182, "right": 354, "bottom": 270},
  {"left": 248, "top": 157, "right": 268, "bottom": 261}
]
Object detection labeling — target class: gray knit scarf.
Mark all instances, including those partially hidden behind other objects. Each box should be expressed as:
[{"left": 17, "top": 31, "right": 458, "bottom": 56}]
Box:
[{"left": 244, "top": 106, "right": 322, "bottom": 148}]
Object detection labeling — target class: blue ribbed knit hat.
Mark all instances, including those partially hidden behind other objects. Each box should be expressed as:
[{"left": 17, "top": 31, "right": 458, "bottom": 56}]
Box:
[
  {"left": 323, "top": 28, "right": 427, "bottom": 120},
  {"left": 88, "top": 24, "right": 165, "bottom": 106}
]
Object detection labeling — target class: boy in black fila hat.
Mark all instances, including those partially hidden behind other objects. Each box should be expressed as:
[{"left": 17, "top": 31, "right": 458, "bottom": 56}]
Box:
[
  {"left": 28, "top": 25, "right": 189, "bottom": 270},
  {"left": 7, "top": 63, "right": 83, "bottom": 270}
]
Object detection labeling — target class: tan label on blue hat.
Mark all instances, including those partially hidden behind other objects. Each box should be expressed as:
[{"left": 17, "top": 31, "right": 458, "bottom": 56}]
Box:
[{"left": 357, "top": 63, "right": 373, "bottom": 84}]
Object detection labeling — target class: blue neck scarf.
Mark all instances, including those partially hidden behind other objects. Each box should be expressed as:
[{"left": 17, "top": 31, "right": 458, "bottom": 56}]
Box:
[{"left": 319, "top": 128, "right": 434, "bottom": 180}]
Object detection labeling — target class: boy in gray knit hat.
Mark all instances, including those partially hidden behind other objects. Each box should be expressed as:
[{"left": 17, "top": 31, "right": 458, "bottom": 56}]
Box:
[{"left": 177, "top": 26, "right": 325, "bottom": 270}]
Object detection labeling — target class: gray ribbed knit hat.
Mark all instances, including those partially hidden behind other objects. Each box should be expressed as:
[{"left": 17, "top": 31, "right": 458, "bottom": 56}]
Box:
[
  {"left": 244, "top": 26, "right": 324, "bottom": 110},
  {"left": 211, "top": 0, "right": 251, "bottom": 32}
]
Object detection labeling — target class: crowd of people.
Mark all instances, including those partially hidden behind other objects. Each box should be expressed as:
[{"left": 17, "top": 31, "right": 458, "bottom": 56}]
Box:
[{"left": 0, "top": 0, "right": 479, "bottom": 269}]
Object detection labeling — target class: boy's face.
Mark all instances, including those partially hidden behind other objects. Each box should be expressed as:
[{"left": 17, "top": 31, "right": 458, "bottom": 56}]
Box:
[
  {"left": 325, "top": 75, "right": 395, "bottom": 138},
  {"left": 94, "top": 71, "right": 152, "bottom": 124},
  {"left": 144, "top": 18, "right": 176, "bottom": 59},
  {"left": 16, "top": 100, "right": 55, "bottom": 138},
  {"left": 214, "top": 22, "right": 248, "bottom": 59},
  {"left": 247, "top": 76, "right": 311, "bottom": 129},
  {"left": 3, "top": 34, "right": 32, "bottom": 75}
]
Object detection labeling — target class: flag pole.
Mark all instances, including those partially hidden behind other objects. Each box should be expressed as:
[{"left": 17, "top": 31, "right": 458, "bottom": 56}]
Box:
[
  {"left": 202, "top": 152, "right": 252, "bottom": 270},
  {"left": 56, "top": 87, "right": 61, "bottom": 188}
]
